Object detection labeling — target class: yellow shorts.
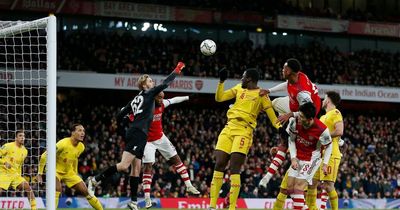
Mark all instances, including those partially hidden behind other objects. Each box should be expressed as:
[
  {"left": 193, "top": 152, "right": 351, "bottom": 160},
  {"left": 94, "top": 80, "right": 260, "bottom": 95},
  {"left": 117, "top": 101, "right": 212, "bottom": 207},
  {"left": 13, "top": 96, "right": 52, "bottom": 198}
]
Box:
[
  {"left": 314, "top": 157, "right": 341, "bottom": 182},
  {"left": 0, "top": 173, "right": 26, "bottom": 190},
  {"left": 215, "top": 124, "right": 253, "bottom": 155},
  {"left": 56, "top": 172, "right": 83, "bottom": 188},
  {"left": 280, "top": 170, "right": 289, "bottom": 190}
]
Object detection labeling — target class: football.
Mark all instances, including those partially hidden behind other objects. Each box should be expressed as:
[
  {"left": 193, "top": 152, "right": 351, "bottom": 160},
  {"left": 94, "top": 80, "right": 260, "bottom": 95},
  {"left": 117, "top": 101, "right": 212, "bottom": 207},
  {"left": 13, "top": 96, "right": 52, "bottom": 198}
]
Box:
[{"left": 200, "top": 39, "right": 217, "bottom": 56}]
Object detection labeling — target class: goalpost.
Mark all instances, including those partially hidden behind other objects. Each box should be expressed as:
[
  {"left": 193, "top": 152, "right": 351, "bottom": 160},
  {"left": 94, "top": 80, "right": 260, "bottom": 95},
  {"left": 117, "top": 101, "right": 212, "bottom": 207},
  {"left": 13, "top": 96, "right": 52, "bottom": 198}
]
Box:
[{"left": 0, "top": 16, "right": 56, "bottom": 209}]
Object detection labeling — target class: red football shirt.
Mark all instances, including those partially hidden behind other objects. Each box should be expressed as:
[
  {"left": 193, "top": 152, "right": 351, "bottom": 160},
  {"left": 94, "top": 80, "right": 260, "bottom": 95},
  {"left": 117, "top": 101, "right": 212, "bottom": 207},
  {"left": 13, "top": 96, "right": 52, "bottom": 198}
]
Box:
[
  {"left": 147, "top": 104, "right": 165, "bottom": 142},
  {"left": 290, "top": 118, "right": 328, "bottom": 161},
  {"left": 287, "top": 72, "right": 321, "bottom": 115}
]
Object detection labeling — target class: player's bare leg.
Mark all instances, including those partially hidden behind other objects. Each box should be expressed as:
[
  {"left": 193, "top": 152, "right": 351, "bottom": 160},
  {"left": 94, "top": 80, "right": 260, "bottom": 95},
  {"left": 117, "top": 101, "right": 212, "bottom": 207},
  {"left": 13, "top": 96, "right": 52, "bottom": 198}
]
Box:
[
  {"left": 228, "top": 152, "right": 246, "bottom": 210},
  {"left": 143, "top": 162, "right": 153, "bottom": 209},
  {"left": 321, "top": 181, "right": 338, "bottom": 210},
  {"left": 167, "top": 155, "right": 200, "bottom": 195},
  {"left": 209, "top": 150, "right": 230, "bottom": 210},
  {"left": 305, "top": 179, "right": 319, "bottom": 210},
  {"left": 17, "top": 181, "right": 37, "bottom": 210},
  {"left": 128, "top": 158, "right": 142, "bottom": 210},
  {"left": 72, "top": 181, "right": 103, "bottom": 210},
  {"left": 89, "top": 151, "right": 135, "bottom": 192}
]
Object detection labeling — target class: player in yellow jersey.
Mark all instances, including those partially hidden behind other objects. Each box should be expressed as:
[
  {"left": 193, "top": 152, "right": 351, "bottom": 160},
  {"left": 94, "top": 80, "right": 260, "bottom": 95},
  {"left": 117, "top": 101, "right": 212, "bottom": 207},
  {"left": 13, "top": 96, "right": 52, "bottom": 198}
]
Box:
[
  {"left": 272, "top": 91, "right": 343, "bottom": 210},
  {"left": 306, "top": 91, "right": 343, "bottom": 210},
  {"left": 38, "top": 124, "right": 103, "bottom": 210},
  {"left": 0, "top": 130, "right": 37, "bottom": 210},
  {"left": 209, "top": 68, "right": 280, "bottom": 210}
]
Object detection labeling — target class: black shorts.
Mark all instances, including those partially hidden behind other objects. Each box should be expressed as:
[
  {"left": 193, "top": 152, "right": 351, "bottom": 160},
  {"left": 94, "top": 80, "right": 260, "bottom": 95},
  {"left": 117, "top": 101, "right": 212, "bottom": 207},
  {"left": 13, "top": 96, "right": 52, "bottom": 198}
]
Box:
[{"left": 125, "top": 128, "right": 147, "bottom": 159}]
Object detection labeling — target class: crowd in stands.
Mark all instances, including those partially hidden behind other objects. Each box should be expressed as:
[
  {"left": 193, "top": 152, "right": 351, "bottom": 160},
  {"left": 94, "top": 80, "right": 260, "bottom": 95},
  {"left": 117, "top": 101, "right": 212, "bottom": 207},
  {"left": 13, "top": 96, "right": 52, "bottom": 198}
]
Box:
[
  {"left": 58, "top": 32, "right": 400, "bottom": 87},
  {"left": 121, "top": 0, "right": 396, "bottom": 22},
  {"left": 52, "top": 94, "right": 400, "bottom": 199}
]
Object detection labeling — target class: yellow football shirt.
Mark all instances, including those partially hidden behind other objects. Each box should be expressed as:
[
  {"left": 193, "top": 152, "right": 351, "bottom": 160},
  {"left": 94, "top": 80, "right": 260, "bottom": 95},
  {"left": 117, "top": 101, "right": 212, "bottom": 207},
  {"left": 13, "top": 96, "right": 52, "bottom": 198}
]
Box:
[
  {"left": 320, "top": 108, "right": 343, "bottom": 158},
  {"left": 39, "top": 137, "right": 85, "bottom": 175},
  {"left": 0, "top": 142, "right": 28, "bottom": 175},
  {"left": 215, "top": 83, "right": 279, "bottom": 129}
]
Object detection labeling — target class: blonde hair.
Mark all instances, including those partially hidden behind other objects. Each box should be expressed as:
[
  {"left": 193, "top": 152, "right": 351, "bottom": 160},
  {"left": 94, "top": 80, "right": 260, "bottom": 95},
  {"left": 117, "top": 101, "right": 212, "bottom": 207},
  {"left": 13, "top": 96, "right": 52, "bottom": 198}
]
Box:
[{"left": 138, "top": 74, "right": 150, "bottom": 90}]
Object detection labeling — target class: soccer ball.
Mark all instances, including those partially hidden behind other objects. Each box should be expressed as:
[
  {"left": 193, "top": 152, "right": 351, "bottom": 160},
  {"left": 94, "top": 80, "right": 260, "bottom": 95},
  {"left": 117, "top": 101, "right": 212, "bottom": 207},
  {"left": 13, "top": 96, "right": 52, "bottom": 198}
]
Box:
[{"left": 200, "top": 39, "right": 217, "bottom": 56}]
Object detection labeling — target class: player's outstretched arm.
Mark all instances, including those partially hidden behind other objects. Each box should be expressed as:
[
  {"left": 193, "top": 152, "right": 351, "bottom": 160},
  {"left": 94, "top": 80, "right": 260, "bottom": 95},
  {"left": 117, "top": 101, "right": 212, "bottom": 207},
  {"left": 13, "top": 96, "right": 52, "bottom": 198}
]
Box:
[
  {"left": 215, "top": 83, "right": 237, "bottom": 102},
  {"left": 260, "top": 81, "right": 288, "bottom": 96},
  {"left": 163, "top": 96, "right": 189, "bottom": 108},
  {"left": 149, "top": 62, "right": 185, "bottom": 97}
]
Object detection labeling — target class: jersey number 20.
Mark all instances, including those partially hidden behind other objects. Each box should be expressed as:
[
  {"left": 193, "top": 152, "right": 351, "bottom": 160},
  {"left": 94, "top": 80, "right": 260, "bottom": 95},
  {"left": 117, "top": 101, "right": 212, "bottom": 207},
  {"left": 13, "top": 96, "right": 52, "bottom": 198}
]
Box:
[{"left": 131, "top": 95, "right": 144, "bottom": 115}]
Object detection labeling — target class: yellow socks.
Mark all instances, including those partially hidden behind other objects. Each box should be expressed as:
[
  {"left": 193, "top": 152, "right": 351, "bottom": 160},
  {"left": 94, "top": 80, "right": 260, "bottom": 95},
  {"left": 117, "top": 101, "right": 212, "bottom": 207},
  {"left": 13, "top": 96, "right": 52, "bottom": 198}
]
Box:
[
  {"left": 29, "top": 198, "right": 37, "bottom": 210},
  {"left": 86, "top": 195, "right": 104, "bottom": 210},
  {"left": 273, "top": 192, "right": 287, "bottom": 210},
  {"left": 306, "top": 188, "right": 318, "bottom": 210},
  {"left": 55, "top": 191, "right": 61, "bottom": 208},
  {"left": 229, "top": 174, "right": 241, "bottom": 210},
  {"left": 210, "top": 171, "right": 224, "bottom": 208},
  {"left": 328, "top": 190, "right": 339, "bottom": 210}
]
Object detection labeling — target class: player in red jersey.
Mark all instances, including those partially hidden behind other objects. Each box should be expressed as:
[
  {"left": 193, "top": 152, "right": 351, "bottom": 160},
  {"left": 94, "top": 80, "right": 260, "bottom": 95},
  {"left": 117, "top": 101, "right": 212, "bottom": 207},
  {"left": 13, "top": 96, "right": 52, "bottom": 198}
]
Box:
[
  {"left": 141, "top": 91, "right": 200, "bottom": 208},
  {"left": 285, "top": 102, "right": 332, "bottom": 210},
  {"left": 259, "top": 58, "right": 321, "bottom": 187}
]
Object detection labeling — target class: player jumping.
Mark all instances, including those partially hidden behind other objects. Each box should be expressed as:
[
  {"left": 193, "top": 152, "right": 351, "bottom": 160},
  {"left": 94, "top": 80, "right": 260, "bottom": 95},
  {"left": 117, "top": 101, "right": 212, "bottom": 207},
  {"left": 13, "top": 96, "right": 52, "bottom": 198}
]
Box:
[
  {"left": 259, "top": 58, "right": 321, "bottom": 187},
  {"left": 142, "top": 91, "right": 200, "bottom": 208},
  {"left": 87, "top": 62, "right": 185, "bottom": 210},
  {"left": 209, "top": 68, "right": 280, "bottom": 210}
]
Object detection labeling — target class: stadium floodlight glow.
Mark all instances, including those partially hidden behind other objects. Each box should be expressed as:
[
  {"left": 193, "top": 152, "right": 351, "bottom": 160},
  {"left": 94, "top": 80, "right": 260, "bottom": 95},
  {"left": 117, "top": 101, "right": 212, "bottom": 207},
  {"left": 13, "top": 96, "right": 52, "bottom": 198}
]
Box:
[
  {"left": 158, "top": 24, "right": 167, "bottom": 32},
  {"left": 0, "top": 15, "right": 57, "bottom": 210},
  {"left": 142, "top": 22, "right": 150, "bottom": 31},
  {"left": 282, "top": 32, "right": 288, "bottom": 36},
  {"left": 116, "top": 21, "right": 123, "bottom": 28},
  {"left": 272, "top": 32, "right": 278, "bottom": 35},
  {"left": 228, "top": 30, "right": 233, "bottom": 34}
]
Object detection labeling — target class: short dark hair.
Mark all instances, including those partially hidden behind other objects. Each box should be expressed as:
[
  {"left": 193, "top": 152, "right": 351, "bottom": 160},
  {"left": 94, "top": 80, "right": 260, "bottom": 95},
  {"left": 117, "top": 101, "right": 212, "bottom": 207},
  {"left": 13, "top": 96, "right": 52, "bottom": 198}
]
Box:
[
  {"left": 299, "top": 102, "right": 316, "bottom": 119},
  {"left": 70, "top": 123, "right": 82, "bottom": 133},
  {"left": 326, "top": 91, "right": 341, "bottom": 107},
  {"left": 245, "top": 68, "right": 260, "bottom": 82},
  {"left": 15, "top": 130, "right": 24, "bottom": 137},
  {"left": 286, "top": 58, "right": 302, "bottom": 73}
]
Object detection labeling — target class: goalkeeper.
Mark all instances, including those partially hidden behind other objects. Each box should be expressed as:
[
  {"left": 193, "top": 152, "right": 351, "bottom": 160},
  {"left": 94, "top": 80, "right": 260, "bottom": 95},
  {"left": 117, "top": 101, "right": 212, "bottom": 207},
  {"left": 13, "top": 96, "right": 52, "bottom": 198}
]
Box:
[
  {"left": 0, "top": 130, "right": 37, "bottom": 210},
  {"left": 38, "top": 124, "right": 103, "bottom": 210}
]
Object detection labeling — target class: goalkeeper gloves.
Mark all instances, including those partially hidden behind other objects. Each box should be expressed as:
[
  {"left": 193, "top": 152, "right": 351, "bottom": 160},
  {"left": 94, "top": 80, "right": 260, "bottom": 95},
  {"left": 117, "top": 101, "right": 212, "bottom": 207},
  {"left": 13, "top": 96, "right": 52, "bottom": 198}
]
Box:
[
  {"left": 219, "top": 67, "right": 228, "bottom": 82},
  {"left": 174, "top": 62, "right": 185, "bottom": 74}
]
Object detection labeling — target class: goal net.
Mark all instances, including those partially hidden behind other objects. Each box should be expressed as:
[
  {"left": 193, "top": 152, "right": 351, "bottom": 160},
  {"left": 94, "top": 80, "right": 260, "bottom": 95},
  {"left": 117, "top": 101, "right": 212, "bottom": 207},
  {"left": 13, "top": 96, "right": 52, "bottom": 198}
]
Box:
[{"left": 0, "top": 16, "right": 56, "bottom": 209}]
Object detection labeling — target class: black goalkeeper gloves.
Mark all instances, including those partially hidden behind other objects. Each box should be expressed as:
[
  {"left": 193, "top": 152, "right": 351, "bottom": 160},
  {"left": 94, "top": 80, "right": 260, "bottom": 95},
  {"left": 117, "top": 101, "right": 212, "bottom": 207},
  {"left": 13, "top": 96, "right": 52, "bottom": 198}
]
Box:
[{"left": 219, "top": 67, "right": 228, "bottom": 82}]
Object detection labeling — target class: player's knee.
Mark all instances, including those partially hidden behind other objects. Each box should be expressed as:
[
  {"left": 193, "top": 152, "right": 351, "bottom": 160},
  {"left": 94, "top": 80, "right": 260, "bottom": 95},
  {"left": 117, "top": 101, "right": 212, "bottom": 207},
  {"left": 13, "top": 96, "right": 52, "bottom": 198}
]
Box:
[
  {"left": 117, "top": 162, "right": 130, "bottom": 172},
  {"left": 323, "top": 182, "right": 334, "bottom": 192},
  {"left": 280, "top": 188, "right": 288, "bottom": 195},
  {"left": 214, "top": 158, "right": 227, "bottom": 171},
  {"left": 143, "top": 163, "right": 153, "bottom": 173},
  {"left": 167, "top": 155, "right": 180, "bottom": 165}
]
